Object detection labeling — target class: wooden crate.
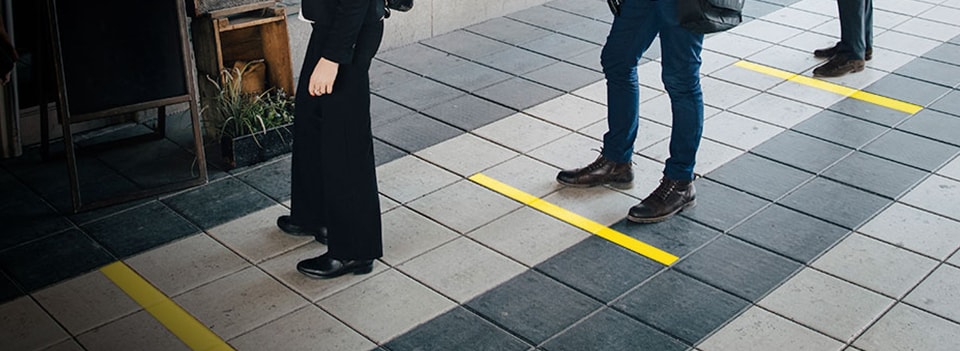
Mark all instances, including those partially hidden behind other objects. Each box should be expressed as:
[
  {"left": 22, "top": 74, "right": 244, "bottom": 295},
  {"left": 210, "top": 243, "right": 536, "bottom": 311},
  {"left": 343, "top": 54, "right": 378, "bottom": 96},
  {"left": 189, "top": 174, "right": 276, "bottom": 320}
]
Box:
[
  {"left": 187, "top": 0, "right": 277, "bottom": 17},
  {"left": 191, "top": 6, "right": 294, "bottom": 136}
]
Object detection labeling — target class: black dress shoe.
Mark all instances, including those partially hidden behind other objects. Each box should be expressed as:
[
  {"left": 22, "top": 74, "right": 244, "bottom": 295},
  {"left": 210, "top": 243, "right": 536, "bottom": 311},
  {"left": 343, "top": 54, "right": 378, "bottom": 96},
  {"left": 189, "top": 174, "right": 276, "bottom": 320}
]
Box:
[
  {"left": 556, "top": 155, "right": 633, "bottom": 189},
  {"left": 813, "top": 42, "right": 872, "bottom": 61},
  {"left": 277, "top": 215, "right": 328, "bottom": 244},
  {"left": 627, "top": 177, "right": 696, "bottom": 223},
  {"left": 813, "top": 56, "right": 865, "bottom": 78},
  {"left": 296, "top": 254, "right": 374, "bottom": 279}
]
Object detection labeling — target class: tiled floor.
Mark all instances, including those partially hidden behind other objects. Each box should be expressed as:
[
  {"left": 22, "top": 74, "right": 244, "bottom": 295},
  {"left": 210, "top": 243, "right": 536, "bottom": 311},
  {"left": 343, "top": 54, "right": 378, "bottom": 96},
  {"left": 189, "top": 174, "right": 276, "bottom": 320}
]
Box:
[{"left": 3, "top": 0, "right": 960, "bottom": 350}]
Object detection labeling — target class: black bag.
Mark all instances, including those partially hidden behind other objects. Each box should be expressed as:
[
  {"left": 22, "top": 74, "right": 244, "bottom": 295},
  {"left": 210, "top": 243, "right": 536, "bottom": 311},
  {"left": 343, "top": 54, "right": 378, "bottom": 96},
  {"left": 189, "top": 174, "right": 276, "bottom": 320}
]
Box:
[
  {"left": 677, "top": 0, "right": 744, "bottom": 34},
  {"left": 387, "top": 0, "right": 413, "bottom": 12}
]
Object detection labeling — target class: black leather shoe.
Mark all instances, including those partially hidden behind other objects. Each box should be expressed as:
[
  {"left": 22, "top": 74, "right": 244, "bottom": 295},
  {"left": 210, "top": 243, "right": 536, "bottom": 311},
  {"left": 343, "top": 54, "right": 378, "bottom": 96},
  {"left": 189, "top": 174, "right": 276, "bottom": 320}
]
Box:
[
  {"left": 277, "top": 215, "right": 327, "bottom": 244},
  {"left": 813, "top": 56, "right": 865, "bottom": 78},
  {"left": 557, "top": 155, "right": 633, "bottom": 189},
  {"left": 296, "top": 254, "right": 374, "bottom": 279},
  {"left": 813, "top": 42, "right": 872, "bottom": 61},
  {"left": 627, "top": 177, "right": 696, "bottom": 223}
]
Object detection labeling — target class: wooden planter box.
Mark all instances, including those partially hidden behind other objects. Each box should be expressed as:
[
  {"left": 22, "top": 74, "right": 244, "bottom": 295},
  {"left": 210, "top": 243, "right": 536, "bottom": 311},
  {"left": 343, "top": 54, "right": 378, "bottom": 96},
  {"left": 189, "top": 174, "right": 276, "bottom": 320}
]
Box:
[{"left": 219, "top": 123, "right": 293, "bottom": 169}]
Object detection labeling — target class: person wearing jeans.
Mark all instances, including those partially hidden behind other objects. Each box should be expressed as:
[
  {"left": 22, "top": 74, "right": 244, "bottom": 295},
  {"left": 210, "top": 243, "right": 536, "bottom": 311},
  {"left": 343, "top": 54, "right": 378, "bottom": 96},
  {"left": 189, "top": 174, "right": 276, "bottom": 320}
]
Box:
[
  {"left": 813, "top": 0, "right": 873, "bottom": 77},
  {"left": 557, "top": 0, "right": 704, "bottom": 223}
]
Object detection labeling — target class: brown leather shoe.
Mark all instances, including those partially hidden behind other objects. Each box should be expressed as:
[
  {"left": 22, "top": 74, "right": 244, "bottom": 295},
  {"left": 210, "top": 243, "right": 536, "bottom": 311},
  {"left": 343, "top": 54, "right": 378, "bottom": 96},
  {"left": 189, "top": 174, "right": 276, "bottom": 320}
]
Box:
[
  {"left": 627, "top": 177, "right": 696, "bottom": 223},
  {"left": 813, "top": 56, "right": 865, "bottom": 77},
  {"left": 556, "top": 155, "right": 633, "bottom": 189},
  {"left": 813, "top": 42, "right": 872, "bottom": 61}
]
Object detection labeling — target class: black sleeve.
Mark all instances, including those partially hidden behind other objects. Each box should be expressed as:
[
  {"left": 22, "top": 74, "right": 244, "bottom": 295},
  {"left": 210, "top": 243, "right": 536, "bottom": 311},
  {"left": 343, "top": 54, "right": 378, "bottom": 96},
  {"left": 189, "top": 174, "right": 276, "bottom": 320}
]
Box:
[{"left": 318, "top": 0, "right": 372, "bottom": 64}]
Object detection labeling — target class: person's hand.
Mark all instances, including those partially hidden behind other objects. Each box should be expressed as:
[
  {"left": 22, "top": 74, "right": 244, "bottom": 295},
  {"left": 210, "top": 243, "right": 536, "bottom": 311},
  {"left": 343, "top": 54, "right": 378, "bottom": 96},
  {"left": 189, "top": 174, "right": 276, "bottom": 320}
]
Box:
[{"left": 309, "top": 57, "right": 339, "bottom": 96}]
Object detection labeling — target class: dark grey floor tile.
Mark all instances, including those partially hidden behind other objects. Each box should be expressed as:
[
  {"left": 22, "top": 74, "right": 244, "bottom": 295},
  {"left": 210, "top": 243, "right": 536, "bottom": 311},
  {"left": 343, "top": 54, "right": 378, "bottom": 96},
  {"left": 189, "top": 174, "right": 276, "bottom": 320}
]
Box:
[
  {"left": 951, "top": 34, "right": 960, "bottom": 46},
  {"left": 421, "top": 30, "right": 513, "bottom": 61},
  {"left": 535, "top": 236, "right": 664, "bottom": 303},
  {"left": 371, "top": 94, "right": 417, "bottom": 129},
  {"left": 793, "top": 110, "right": 889, "bottom": 149},
  {"left": 68, "top": 196, "right": 155, "bottom": 227},
  {"left": 545, "top": 0, "right": 613, "bottom": 21},
  {"left": 0, "top": 229, "right": 114, "bottom": 292},
  {"left": 466, "top": 17, "right": 553, "bottom": 46},
  {"left": 508, "top": 5, "right": 593, "bottom": 33},
  {"left": 375, "top": 77, "right": 465, "bottom": 111},
  {"left": 236, "top": 157, "right": 292, "bottom": 202},
  {"left": 0, "top": 181, "right": 73, "bottom": 250},
  {"left": 758, "top": 0, "right": 802, "bottom": 6},
  {"left": 475, "top": 78, "right": 565, "bottom": 111},
  {"left": 556, "top": 19, "right": 612, "bottom": 46},
  {"left": 523, "top": 62, "right": 604, "bottom": 92},
  {"left": 373, "top": 139, "right": 407, "bottom": 166},
  {"left": 541, "top": 308, "right": 688, "bottom": 351},
  {"left": 822, "top": 152, "right": 929, "bottom": 199},
  {"left": 422, "top": 94, "right": 516, "bottom": 131},
  {"left": 475, "top": 47, "right": 558, "bottom": 76},
  {"left": 428, "top": 60, "right": 513, "bottom": 93},
  {"left": 0, "top": 272, "right": 22, "bottom": 304},
  {"left": 893, "top": 58, "right": 960, "bottom": 88},
  {"left": 751, "top": 130, "right": 852, "bottom": 173},
  {"left": 675, "top": 236, "right": 801, "bottom": 302},
  {"left": 566, "top": 47, "right": 603, "bottom": 73},
  {"left": 378, "top": 43, "right": 467, "bottom": 77},
  {"left": 466, "top": 270, "right": 603, "bottom": 344},
  {"left": 372, "top": 113, "right": 463, "bottom": 153},
  {"left": 862, "top": 129, "right": 959, "bottom": 171},
  {"left": 730, "top": 205, "right": 849, "bottom": 264},
  {"left": 610, "top": 216, "right": 721, "bottom": 258},
  {"left": 827, "top": 98, "right": 912, "bottom": 127},
  {"left": 706, "top": 153, "right": 813, "bottom": 201},
  {"left": 370, "top": 59, "right": 421, "bottom": 93},
  {"left": 742, "top": 0, "right": 784, "bottom": 19},
  {"left": 613, "top": 270, "right": 750, "bottom": 344},
  {"left": 521, "top": 33, "right": 599, "bottom": 60},
  {"left": 680, "top": 178, "right": 770, "bottom": 232},
  {"left": 898, "top": 109, "right": 960, "bottom": 146},
  {"left": 779, "top": 177, "right": 892, "bottom": 230},
  {"left": 8, "top": 154, "right": 141, "bottom": 214},
  {"left": 96, "top": 138, "right": 199, "bottom": 190},
  {"left": 162, "top": 177, "right": 276, "bottom": 230},
  {"left": 82, "top": 201, "right": 199, "bottom": 258},
  {"left": 922, "top": 43, "right": 960, "bottom": 66},
  {"left": 386, "top": 307, "right": 530, "bottom": 351},
  {"left": 930, "top": 90, "right": 960, "bottom": 117},
  {"left": 864, "top": 74, "right": 952, "bottom": 107}
]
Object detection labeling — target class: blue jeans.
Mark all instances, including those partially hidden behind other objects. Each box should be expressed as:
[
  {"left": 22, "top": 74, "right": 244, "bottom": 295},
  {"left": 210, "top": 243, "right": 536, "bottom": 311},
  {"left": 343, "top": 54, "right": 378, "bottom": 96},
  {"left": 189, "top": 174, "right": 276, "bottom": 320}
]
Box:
[
  {"left": 837, "top": 0, "right": 873, "bottom": 60},
  {"left": 600, "top": 0, "right": 704, "bottom": 181}
]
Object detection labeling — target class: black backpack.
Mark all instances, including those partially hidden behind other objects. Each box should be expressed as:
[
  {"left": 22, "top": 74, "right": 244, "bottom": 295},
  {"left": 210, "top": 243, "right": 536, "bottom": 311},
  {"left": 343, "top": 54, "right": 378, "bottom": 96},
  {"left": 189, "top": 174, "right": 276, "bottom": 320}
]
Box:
[{"left": 677, "top": 0, "right": 744, "bottom": 34}]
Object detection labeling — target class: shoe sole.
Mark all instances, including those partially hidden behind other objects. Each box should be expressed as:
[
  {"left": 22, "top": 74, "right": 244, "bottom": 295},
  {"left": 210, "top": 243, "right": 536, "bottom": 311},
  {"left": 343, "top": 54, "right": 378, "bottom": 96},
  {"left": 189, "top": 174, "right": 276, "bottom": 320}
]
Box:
[
  {"left": 557, "top": 179, "right": 634, "bottom": 190},
  {"left": 297, "top": 263, "right": 374, "bottom": 279},
  {"left": 813, "top": 64, "right": 864, "bottom": 78},
  {"left": 626, "top": 199, "right": 697, "bottom": 224}
]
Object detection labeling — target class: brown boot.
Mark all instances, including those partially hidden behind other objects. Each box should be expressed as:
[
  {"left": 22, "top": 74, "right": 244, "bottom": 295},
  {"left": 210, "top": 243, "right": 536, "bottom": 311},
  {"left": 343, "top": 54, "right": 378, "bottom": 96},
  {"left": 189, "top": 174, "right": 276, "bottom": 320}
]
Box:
[
  {"left": 813, "top": 56, "right": 865, "bottom": 77},
  {"left": 556, "top": 155, "right": 633, "bottom": 189},
  {"left": 813, "top": 42, "right": 872, "bottom": 61},
  {"left": 627, "top": 177, "right": 696, "bottom": 223}
]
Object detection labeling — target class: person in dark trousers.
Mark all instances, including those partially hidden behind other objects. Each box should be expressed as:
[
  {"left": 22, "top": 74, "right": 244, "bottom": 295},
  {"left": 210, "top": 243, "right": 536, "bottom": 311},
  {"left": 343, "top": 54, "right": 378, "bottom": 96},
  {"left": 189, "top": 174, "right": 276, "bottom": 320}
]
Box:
[
  {"left": 277, "top": 0, "right": 385, "bottom": 279},
  {"left": 557, "top": 0, "right": 703, "bottom": 223},
  {"left": 813, "top": 0, "right": 873, "bottom": 77}
]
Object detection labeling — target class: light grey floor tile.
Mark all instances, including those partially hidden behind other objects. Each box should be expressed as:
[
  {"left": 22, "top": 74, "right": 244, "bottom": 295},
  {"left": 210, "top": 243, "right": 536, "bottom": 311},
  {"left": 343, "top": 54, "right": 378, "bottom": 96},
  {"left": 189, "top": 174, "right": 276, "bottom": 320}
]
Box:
[
  {"left": 729, "top": 19, "right": 806, "bottom": 44},
  {"left": 469, "top": 207, "right": 590, "bottom": 267},
  {"left": 901, "top": 175, "right": 960, "bottom": 221},
  {"left": 747, "top": 45, "right": 822, "bottom": 74},
  {"left": 812, "top": 233, "right": 938, "bottom": 299},
  {"left": 703, "top": 111, "right": 786, "bottom": 151},
  {"left": 473, "top": 113, "right": 570, "bottom": 154},
  {"left": 397, "top": 237, "right": 526, "bottom": 303},
  {"left": 641, "top": 137, "right": 744, "bottom": 176},
  {"left": 571, "top": 80, "right": 608, "bottom": 104},
  {"left": 639, "top": 94, "right": 675, "bottom": 127},
  {"left": 34, "top": 271, "right": 140, "bottom": 335},
  {"left": 875, "top": 0, "right": 935, "bottom": 17},
  {"left": 174, "top": 267, "right": 308, "bottom": 340},
  {"left": 581, "top": 117, "right": 671, "bottom": 153},
  {"left": 527, "top": 133, "right": 605, "bottom": 171},
  {"left": 229, "top": 305, "right": 375, "bottom": 351},
  {"left": 414, "top": 134, "right": 517, "bottom": 177},
  {"left": 702, "top": 77, "right": 761, "bottom": 110},
  {"left": 874, "top": 31, "right": 941, "bottom": 57},
  {"left": 614, "top": 156, "right": 668, "bottom": 200},
  {"left": 949, "top": 251, "right": 960, "bottom": 267},
  {"left": 854, "top": 303, "right": 960, "bottom": 351},
  {"left": 904, "top": 265, "right": 960, "bottom": 323},
  {"left": 698, "top": 306, "right": 844, "bottom": 351},
  {"left": 768, "top": 79, "right": 846, "bottom": 108},
  {"left": 257, "top": 243, "right": 386, "bottom": 302},
  {"left": 380, "top": 206, "right": 459, "bottom": 266},
  {"left": 375, "top": 155, "right": 461, "bottom": 204},
  {"left": 638, "top": 60, "right": 666, "bottom": 91},
  {"left": 0, "top": 296, "right": 70, "bottom": 351},
  {"left": 76, "top": 310, "right": 189, "bottom": 351},
  {"left": 790, "top": 0, "right": 841, "bottom": 17},
  {"left": 407, "top": 179, "right": 522, "bottom": 234},
  {"left": 479, "top": 155, "right": 563, "bottom": 199},
  {"left": 938, "top": 156, "right": 960, "bottom": 181},
  {"left": 730, "top": 93, "right": 822, "bottom": 129},
  {"left": 703, "top": 32, "right": 774, "bottom": 59},
  {"left": 525, "top": 94, "right": 606, "bottom": 132},
  {"left": 380, "top": 195, "right": 400, "bottom": 213},
  {"left": 759, "top": 268, "right": 894, "bottom": 342},
  {"left": 700, "top": 50, "right": 740, "bottom": 76},
  {"left": 872, "top": 8, "right": 912, "bottom": 30},
  {"left": 542, "top": 186, "right": 640, "bottom": 227},
  {"left": 319, "top": 269, "right": 456, "bottom": 343},
  {"left": 763, "top": 7, "right": 833, "bottom": 30},
  {"left": 780, "top": 31, "right": 839, "bottom": 55},
  {"left": 710, "top": 64, "right": 787, "bottom": 92},
  {"left": 859, "top": 203, "right": 960, "bottom": 260},
  {"left": 893, "top": 17, "right": 960, "bottom": 42},
  {"left": 126, "top": 234, "right": 249, "bottom": 297},
  {"left": 206, "top": 204, "right": 313, "bottom": 264},
  {"left": 918, "top": 5, "right": 960, "bottom": 26}
]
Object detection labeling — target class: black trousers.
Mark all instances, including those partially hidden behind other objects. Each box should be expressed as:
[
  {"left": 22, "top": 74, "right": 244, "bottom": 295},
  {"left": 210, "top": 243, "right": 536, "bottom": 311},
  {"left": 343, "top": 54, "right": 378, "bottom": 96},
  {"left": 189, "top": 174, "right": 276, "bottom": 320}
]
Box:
[{"left": 290, "top": 21, "right": 384, "bottom": 260}]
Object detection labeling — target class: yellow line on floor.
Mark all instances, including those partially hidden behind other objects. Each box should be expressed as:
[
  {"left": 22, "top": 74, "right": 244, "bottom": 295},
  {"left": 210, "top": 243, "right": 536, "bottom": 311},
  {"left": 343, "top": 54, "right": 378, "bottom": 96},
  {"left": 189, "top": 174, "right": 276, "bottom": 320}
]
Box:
[
  {"left": 469, "top": 173, "right": 679, "bottom": 266},
  {"left": 734, "top": 60, "right": 923, "bottom": 115},
  {"left": 100, "top": 261, "right": 234, "bottom": 351}
]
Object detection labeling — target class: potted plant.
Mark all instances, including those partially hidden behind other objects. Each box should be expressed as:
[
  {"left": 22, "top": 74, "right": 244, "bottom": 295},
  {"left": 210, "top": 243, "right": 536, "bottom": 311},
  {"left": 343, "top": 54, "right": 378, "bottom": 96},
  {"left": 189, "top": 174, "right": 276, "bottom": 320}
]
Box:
[{"left": 203, "top": 59, "right": 295, "bottom": 169}]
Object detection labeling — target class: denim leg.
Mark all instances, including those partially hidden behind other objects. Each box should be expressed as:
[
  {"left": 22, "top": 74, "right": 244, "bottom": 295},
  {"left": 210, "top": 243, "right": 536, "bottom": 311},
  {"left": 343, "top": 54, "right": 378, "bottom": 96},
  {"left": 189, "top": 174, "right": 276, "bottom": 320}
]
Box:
[
  {"left": 838, "top": 0, "right": 869, "bottom": 59},
  {"left": 600, "top": 0, "right": 660, "bottom": 164},
  {"left": 658, "top": 0, "right": 704, "bottom": 181}
]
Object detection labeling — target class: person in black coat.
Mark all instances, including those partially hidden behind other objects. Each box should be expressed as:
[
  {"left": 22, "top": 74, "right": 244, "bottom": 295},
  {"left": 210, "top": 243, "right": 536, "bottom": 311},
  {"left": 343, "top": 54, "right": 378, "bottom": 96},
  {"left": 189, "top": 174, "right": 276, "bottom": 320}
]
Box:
[{"left": 277, "top": 0, "right": 385, "bottom": 279}]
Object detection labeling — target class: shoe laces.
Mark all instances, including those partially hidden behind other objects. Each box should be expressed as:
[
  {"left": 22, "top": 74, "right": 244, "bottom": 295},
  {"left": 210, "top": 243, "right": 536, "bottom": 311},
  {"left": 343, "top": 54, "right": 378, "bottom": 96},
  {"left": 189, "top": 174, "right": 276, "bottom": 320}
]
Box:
[{"left": 650, "top": 178, "right": 679, "bottom": 201}]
